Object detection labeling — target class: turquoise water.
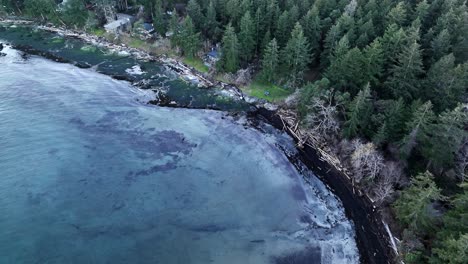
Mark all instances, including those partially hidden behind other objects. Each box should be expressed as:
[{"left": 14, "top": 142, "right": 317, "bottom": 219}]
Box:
[{"left": 0, "top": 45, "right": 358, "bottom": 263}]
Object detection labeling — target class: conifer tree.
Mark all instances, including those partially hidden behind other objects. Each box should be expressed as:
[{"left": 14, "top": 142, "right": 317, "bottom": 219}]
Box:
[
  {"left": 424, "top": 105, "right": 468, "bottom": 168},
  {"left": 168, "top": 9, "right": 180, "bottom": 48},
  {"left": 380, "top": 24, "right": 407, "bottom": 71},
  {"left": 431, "top": 183, "right": 468, "bottom": 264},
  {"left": 301, "top": 7, "right": 321, "bottom": 59},
  {"left": 393, "top": 171, "right": 445, "bottom": 233},
  {"left": 179, "top": 16, "right": 201, "bottom": 58},
  {"left": 281, "top": 23, "right": 311, "bottom": 87},
  {"left": 326, "top": 44, "right": 366, "bottom": 94},
  {"left": 238, "top": 11, "right": 255, "bottom": 61},
  {"left": 343, "top": 84, "right": 373, "bottom": 138},
  {"left": 385, "top": 39, "right": 424, "bottom": 101},
  {"left": 399, "top": 101, "right": 434, "bottom": 159},
  {"left": 187, "top": 0, "right": 204, "bottom": 30},
  {"left": 373, "top": 99, "right": 406, "bottom": 145},
  {"left": 152, "top": 0, "right": 166, "bottom": 37},
  {"left": 205, "top": 0, "right": 219, "bottom": 39},
  {"left": 386, "top": 2, "right": 407, "bottom": 27},
  {"left": 426, "top": 54, "right": 468, "bottom": 112},
  {"left": 321, "top": 22, "right": 342, "bottom": 68},
  {"left": 430, "top": 29, "right": 452, "bottom": 63},
  {"left": 275, "top": 10, "right": 291, "bottom": 47},
  {"left": 259, "top": 38, "right": 279, "bottom": 83},
  {"left": 362, "top": 38, "right": 384, "bottom": 87},
  {"left": 218, "top": 23, "right": 240, "bottom": 73}
]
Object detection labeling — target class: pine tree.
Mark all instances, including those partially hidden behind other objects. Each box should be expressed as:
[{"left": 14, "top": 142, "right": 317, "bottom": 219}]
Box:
[
  {"left": 386, "top": 2, "right": 407, "bottom": 27},
  {"left": 380, "top": 24, "right": 407, "bottom": 71},
  {"left": 430, "top": 29, "right": 451, "bottom": 63},
  {"left": 385, "top": 39, "right": 424, "bottom": 101},
  {"left": 414, "top": 0, "right": 429, "bottom": 22},
  {"left": 218, "top": 23, "right": 240, "bottom": 73},
  {"left": 373, "top": 99, "right": 406, "bottom": 145},
  {"left": 260, "top": 29, "right": 271, "bottom": 54},
  {"left": 326, "top": 43, "right": 366, "bottom": 94},
  {"left": 362, "top": 38, "right": 384, "bottom": 87},
  {"left": 179, "top": 16, "right": 201, "bottom": 58},
  {"left": 343, "top": 84, "right": 373, "bottom": 138},
  {"left": 225, "top": 0, "right": 241, "bottom": 26},
  {"left": 431, "top": 235, "right": 468, "bottom": 264},
  {"left": 356, "top": 18, "right": 375, "bottom": 48},
  {"left": 426, "top": 54, "right": 468, "bottom": 112},
  {"left": 321, "top": 22, "right": 342, "bottom": 68},
  {"left": 393, "top": 171, "right": 445, "bottom": 233},
  {"left": 259, "top": 38, "right": 279, "bottom": 83},
  {"left": 238, "top": 11, "right": 255, "bottom": 61},
  {"left": 301, "top": 7, "right": 321, "bottom": 59},
  {"left": 275, "top": 10, "right": 291, "bottom": 47},
  {"left": 424, "top": 105, "right": 468, "bottom": 168},
  {"left": 152, "top": 0, "right": 166, "bottom": 37},
  {"left": 281, "top": 23, "right": 311, "bottom": 87},
  {"left": 399, "top": 101, "right": 434, "bottom": 159},
  {"left": 187, "top": 0, "right": 204, "bottom": 30},
  {"left": 205, "top": 0, "right": 219, "bottom": 39},
  {"left": 431, "top": 183, "right": 468, "bottom": 264}
]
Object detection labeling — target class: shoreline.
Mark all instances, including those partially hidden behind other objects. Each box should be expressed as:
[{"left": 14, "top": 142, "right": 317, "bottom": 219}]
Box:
[{"left": 0, "top": 21, "right": 395, "bottom": 263}]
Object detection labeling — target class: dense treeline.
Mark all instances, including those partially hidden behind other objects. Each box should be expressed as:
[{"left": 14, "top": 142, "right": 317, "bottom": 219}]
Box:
[{"left": 2, "top": 0, "right": 467, "bottom": 262}]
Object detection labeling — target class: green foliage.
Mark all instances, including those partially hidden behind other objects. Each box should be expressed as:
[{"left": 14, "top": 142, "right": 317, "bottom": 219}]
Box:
[
  {"left": 372, "top": 98, "right": 406, "bottom": 146},
  {"left": 343, "top": 84, "right": 373, "bottom": 138},
  {"left": 426, "top": 54, "right": 468, "bottom": 112},
  {"left": 61, "top": 0, "right": 88, "bottom": 28},
  {"left": 386, "top": 2, "right": 407, "bottom": 27},
  {"left": 393, "top": 171, "right": 445, "bottom": 233},
  {"left": 187, "top": 0, "right": 204, "bottom": 31},
  {"left": 430, "top": 183, "right": 468, "bottom": 264},
  {"left": 24, "top": 0, "right": 58, "bottom": 22},
  {"left": 238, "top": 11, "right": 255, "bottom": 61},
  {"left": 218, "top": 23, "right": 240, "bottom": 73},
  {"left": 385, "top": 39, "right": 424, "bottom": 101},
  {"left": 205, "top": 0, "right": 220, "bottom": 39},
  {"left": 423, "top": 105, "right": 468, "bottom": 168},
  {"left": 281, "top": 23, "right": 311, "bottom": 87},
  {"left": 399, "top": 101, "right": 434, "bottom": 159},
  {"left": 152, "top": 0, "right": 166, "bottom": 37},
  {"left": 301, "top": 7, "right": 321, "bottom": 59},
  {"left": 178, "top": 16, "right": 201, "bottom": 59},
  {"left": 431, "top": 234, "right": 468, "bottom": 264},
  {"left": 259, "top": 38, "right": 279, "bottom": 83}
]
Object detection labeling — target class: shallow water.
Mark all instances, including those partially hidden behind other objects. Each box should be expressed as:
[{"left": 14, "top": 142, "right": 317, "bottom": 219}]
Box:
[{"left": 0, "top": 45, "right": 358, "bottom": 263}]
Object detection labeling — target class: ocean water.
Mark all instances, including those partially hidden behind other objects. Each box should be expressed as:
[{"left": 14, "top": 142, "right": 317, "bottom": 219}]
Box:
[{"left": 0, "top": 45, "right": 358, "bottom": 263}]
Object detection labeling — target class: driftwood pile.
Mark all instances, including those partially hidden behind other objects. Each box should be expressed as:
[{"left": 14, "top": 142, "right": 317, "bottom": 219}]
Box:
[
  {"left": 277, "top": 108, "right": 401, "bottom": 258},
  {"left": 277, "top": 109, "right": 353, "bottom": 181}
]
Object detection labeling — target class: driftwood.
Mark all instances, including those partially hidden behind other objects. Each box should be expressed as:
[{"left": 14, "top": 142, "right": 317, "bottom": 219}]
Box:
[
  {"left": 277, "top": 109, "right": 361, "bottom": 194},
  {"left": 277, "top": 108, "right": 401, "bottom": 258}
]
